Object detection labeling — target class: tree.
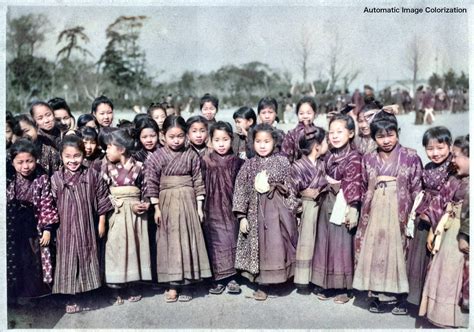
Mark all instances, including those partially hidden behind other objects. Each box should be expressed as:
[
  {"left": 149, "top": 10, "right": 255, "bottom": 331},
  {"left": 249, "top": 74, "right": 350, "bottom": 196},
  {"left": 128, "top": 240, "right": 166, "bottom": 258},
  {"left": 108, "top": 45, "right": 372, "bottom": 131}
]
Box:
[
  {"left": 7, "top": 14, "right": 50, "bottom": 59},
  {"left": 295, "top": 27, "right": 315, "bottom": 84},
  {"left": 406, "top": 36, "right": 423, "bottom": 96},
  {"left": 456, "top": 71, "right": 469, "bottom": 90},
  {"left": 428, "top": 72, "right": 443, "bottom": 89},
  {"left": 443, "top": 68, "right": 457, "bottom": 90},
  {"left": 56, "top": 26, "right": 92, "bottom": 61}
]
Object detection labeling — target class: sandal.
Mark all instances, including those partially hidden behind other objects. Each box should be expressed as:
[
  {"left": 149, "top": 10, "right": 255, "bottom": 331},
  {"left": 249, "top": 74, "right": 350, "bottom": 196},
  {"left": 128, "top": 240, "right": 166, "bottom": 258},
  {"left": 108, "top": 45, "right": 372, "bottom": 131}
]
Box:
[
  {"left": 316, "top": 290, "right": 334, "bottom": 301},
  {"left": 178, "top": 293, "right": 193, "bottom": 302},
  {"left": 391, "top": 303, "right": 408, "bottom": 315},
  {"left": 253, "top": 290, "right": 268, "bottom": 301},
  {"left": 369, "top": 299, "right": 390, "bottom": 313},
  {"left": 128, "top": 295, "right": 142, "bottom": 302},
  {"left": 226, "top": 280, "right": 241, "bottom": 294},
  {"left": 65, "top": 303, "right": 82, "bottom": 314},
  {"left": 165, "top": 290, "right": 178, "bottom": 303},
  {"left": 209, "top": 284, "right": 225, "bottom": 295},
  {"left": 334, "top": 293, "right": 352, "bottom": 304},
  {"left": 112, "top": 296, "right": 124, "bottom": 306}
]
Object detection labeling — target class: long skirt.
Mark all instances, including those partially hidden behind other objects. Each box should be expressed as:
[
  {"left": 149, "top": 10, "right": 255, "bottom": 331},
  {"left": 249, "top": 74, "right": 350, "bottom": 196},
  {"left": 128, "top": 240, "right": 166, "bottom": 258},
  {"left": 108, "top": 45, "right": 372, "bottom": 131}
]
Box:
[
  {"left": 294, "top": 198, "right": 320, "bottom": 287},
  {"left": 419, "top": 204, "right": 468, "bottom": 328},
  {"left": 157, "top": 176, "right": 211, "bottom": 283},
  {"left": 406, "top": 217, "right": 431, "bottom": 305},
  {"left": 311, "top": 190, "right": 354, "bottom": 290},
  {"left": 353, "top": 179, "right": 409, "bottom": 296},
  {"left": 105, "top": 186, "right": 151, "bottom": 284}
]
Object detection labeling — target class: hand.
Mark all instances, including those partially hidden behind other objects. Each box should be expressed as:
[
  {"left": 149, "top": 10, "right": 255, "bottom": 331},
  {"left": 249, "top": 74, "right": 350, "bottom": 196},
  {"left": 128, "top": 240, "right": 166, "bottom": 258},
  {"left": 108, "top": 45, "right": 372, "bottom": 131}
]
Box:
[
  {"left": 419, "top": 213, "right": 429, "bottom": 222},
  {"left": 427, "top": 228, "right": 434, "bottom": 252},
  {"left": 132, "top": 202, "right": 148, "bottom": 215},
  {"left": 197, "top": 204, "right": 204, "bottom": 223},
  {"left": 241, "top": 126, "right": 248, "bottom": 137},
  {"left": 239, "top": 218, "right": 249, "bottom": 234},
  {"left": 154, "top": 207, "right": 162, "bottom": 226},
  {"left": 98, "top": 220, "right": 106, "bottom": 239},
  {"left": 39, "top": 230, "right": 51, "bottom": 247},
  {"left": 301, "top": 188, "right": 320, "bottom": 199},
  {"left": 345, "top": 206, "right": 359, "bottom": 230},
  {"left": 458, "top": 238, "right": 470, "bottom": 254}
]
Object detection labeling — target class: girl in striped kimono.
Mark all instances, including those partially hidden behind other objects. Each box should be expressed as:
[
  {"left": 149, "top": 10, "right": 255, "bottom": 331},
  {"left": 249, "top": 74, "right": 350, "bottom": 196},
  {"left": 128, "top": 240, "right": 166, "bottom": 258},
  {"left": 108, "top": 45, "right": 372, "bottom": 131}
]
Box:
[
  {"left": 133, "top": 117, "right": 160, "bottom": 163},
  {"left": 290, "top": 126, "right": 328, "bottom": 293},
  {"left": 103, "top": 129, "right": 152, "bottom": 305},
  {"left": 7, "top": 139, "right": 58, "bottom": 304},
  {"left": 145, "top": 116, "right": 211, "bottom": 303},
  {"left": 51, "top": 135, "right": 113, "bottom": 313},
  {"left": 79, "top": 127, "right": 103, "bottom": 172}
]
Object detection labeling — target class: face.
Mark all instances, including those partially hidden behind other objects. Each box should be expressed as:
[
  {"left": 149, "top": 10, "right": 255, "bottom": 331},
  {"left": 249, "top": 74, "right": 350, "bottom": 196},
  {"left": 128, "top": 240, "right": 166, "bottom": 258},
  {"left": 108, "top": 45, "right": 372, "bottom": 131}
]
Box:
[
  {"left": 201, "top": 102, "right": 217, "bottom": 121},
  {"left": 357, "top": 113, "right": 371, "bottom": 137},
  {"left": 106, "top": 143, "right": 124, "bottom": 163},
  {"left": 234, "top": 118, "right": 253, "bottom": 135},
  {"left": 165, "top": 127, "right": 186, "bottom": 151},
  {"left": 32, "top": 105, "right": 55, "bottom": 131},
  {"left": 425, "top": 140, "right": 450, "bottom": 164},
  {"left": 19, "top": 120, "right": 38, "bottom": 141},
  {"left": 54, "top": 109, "right": 73, "bottom": 129},
  {"left": 328, "top": 120, "right": 354, "bottom": 148},
  {"left": 374, "top": 129, "right": 398, "bottom": 153},
  {"left": 297, "top": 103, "right": 316, "bottom": 125},
  {"left": 187, "top": 122, "right": 208, "bottom": 147},
  {"left": 83, "top": 139, "right": 98, "bottom": 158},
  {"left": 85, "top": 120, "right": 98, "bottom": 129},
  {"left": 94, "top": 103, "right": 114, "bottom": 127},
  {"left": 140, "top": 128, "right": 158, "bottom": 151},
  {"left": 150, "top": 109, "right": 167, "bottom": 129},
  {"left": 211, "top": 129, "right": 232, "bottom": 155},
  {"left": 254, "top": 131, "right": 275, "bottom": 157},
  {"left": 12, "top": 152, "right": 36, "bottom": 177},
  {"left": 259, "top": 107, "right": 277, "bottom": 125},
  {"left": 62, "top": 146, "right": 84, "bottom": 172},
  {"left": 6, "top": 123, "right": 13, "bottom": 144},
  {"left": 452, "top": 146, "right": 469, "bottom": 176}
]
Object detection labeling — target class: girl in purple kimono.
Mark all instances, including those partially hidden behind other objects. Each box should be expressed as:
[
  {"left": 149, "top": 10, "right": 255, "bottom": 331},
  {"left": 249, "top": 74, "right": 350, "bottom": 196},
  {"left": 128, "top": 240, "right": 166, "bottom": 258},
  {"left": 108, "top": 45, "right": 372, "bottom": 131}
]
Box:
[
  {"left": 202, "top": 121, "right": 244, "bottom": 295},
  {"left": 256, "top": 97, "right": 285, "bottom": 153},
  {"left": 354, "top": 101, "right": 380, "bottom": 155},
  {"left": 312, "top": 114, "right": 362, "bottom": 304},
  {"left": 281, "top": 96, "right": 318, "bottom": 164},
  {"left": 186, "top": 115, "right": 210, "bottom": 159},
  {"left": 233, "top": 124, "right": 298, "bottom": 301},
  {"left": 7, "top": 139, "right": 58, "bottom": 304},
  {"left": 232, "top": 106, "right": 257, "bottom": 160},
  {"left": 133, "top": 117, "right": 160, "bottom": 163},
  {"left": 79, "top": 127, "right": 103, "bottom": 172},
  {"left": 353, "top": 111, "right": 423, "bottom": 314}
]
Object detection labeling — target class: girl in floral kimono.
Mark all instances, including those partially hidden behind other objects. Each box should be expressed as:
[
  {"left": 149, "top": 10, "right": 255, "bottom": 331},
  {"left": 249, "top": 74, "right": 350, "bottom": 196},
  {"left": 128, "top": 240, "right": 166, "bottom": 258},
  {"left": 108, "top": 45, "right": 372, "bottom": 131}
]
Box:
[
  {"left": 312, "top": 114, "right": 362, "bottom": 304},
  {"left": 353, "top": 111, "right": 423, "bottom": 314},
  {"left": 103, "top": 129, "right": 151, "bottom": 305},
  {"left": 281, "top": 96, "right": 318, "bottom": 164},
  {"left": 7, "top": 139, "right": 58, "bottom": 304},
  {"left": 419, "top": 135, "right": 469, "bottom": 328},
  {"left": 145, "top": 115, "right": 211, "bottom": 302},
  {"left": 233, "top": 123, "right": 298, "bottom": 301}
]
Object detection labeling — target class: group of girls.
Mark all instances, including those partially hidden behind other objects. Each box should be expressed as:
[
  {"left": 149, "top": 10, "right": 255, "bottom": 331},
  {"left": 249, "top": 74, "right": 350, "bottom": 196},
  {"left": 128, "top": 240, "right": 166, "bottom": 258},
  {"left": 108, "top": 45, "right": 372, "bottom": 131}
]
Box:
[{"left": 6, "top": 93, "right": 469, "bottom": 328}]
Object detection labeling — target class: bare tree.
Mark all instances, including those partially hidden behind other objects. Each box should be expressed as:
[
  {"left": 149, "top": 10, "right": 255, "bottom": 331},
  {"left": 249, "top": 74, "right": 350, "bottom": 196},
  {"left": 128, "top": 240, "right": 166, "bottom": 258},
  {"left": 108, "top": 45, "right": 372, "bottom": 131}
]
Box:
[
  {"left": 406, "top": 35, "right": 423, "bottom": 96},
  {"left": 294, "top": 26, "right": 317, "bottom": 86}
]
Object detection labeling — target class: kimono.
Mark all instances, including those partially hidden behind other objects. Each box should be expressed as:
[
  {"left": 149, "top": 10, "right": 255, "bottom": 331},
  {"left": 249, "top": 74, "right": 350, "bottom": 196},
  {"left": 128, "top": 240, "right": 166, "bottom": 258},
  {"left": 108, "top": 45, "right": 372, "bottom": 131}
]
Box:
[
  {"left": 233, "top": 153, "right": 298, "bottom": 284},
  {"left": 281, "top": 122, "right": 316, "bottom": 164},
  {"left": 39, "top": 127, "right": 62, "bottom": 150},
  {"left": 232, "top": 132, "right": 248, "bottom": 160},
  {"left": 406, "top": 155, "right": 453, "bottom": 305},
  {"left": 133, "top": 148, "right": 153, "bottom": 163},
  {"left": 311, "top": 144, "right": 362, "bottom": 290},
  {"left": 36, "top": 136, "right": 61, "bottom": 177},
  {"left": 419, "top": 176, "right": 469, "bottom": 327},
  {"left": 354, "top": 135, "right": 377, "bottom": 155},
  {"left": 83, "top": 152, "right": 104, "bottom": 173},
  {"left": 102, "top": 157, "right": 151, "bottom": 284},
  {"left": 459, "top": 188, "right": 469, "bottom": 310},
  {"left": 7, "top": 167, "right": 58, "bottom": 299},
  {"left": 202, "top": 152, "right": 244, "bottom": 281},
  {"left": 353, "top": 144, "right": 423, "bottom": 300},
  {"left": 290, "top": 155, "right": 328, "bottom": 287},
  {"left": 145, "top": 146, "right": 211, "bottom": 283},
  {"left": 51, "top": 166, "right": 113, "bottom": 294}
]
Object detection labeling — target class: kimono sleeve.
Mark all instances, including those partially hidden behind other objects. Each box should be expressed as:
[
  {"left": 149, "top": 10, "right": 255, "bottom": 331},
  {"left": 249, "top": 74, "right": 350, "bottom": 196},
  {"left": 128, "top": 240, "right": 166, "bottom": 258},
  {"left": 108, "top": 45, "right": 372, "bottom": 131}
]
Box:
[
  {"left": 36, "top": 175, "right": 59, "bottom": 231},
  {"left": 408, "top": 154, "right": 423, "bottom": 201},
  {"left": 95, "top": 171, "right": 113, "bottom": 216},
  {"left": 191, "top": 152, "right": 205, "bottom": 198},
  {"left": 232, "top": 160, "right": 251, "bottom": 218},
  {"left": 144, "top": 151, "right": 162, "bottom": 199},
  {"left": 360, "top": 154, "right": 370, "bottom": 202},
  {"left": 281, "top": 131, "right": 296, "bottom": 164},
  {"left": 342, "top": 151, "right": 363, "bottom": 207}
]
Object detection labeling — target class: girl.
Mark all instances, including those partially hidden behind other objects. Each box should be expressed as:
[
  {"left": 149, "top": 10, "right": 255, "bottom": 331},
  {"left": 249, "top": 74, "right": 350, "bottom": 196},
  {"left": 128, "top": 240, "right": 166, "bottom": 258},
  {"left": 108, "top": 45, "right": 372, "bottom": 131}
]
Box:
[
  {"left": 7, "top": 139, "right": 58, "bottom": 303},
  {"left": 354, "top": 102, "right": 380, "bottom": 155},
  {"left": 133, "top": 117, "right": 160, "bottom": 163},
  {"left": 353, "top": 111, "right": 423, "bottom": 313},
  {"left": 200, "top": 93, "right": 219, "bottom": 125},
  {"left": 145, "top": 115, "right": 211, "bottom": 302},
  {"left": 311, "top": 114, "right": 362, "bottom": 304},
  {"left": 102, "top": 129, "right": 151, "bottom": 304},
  {"left": 281, "top": 96, "right": 318, "bottom": 164},
  {"left": 232, "top": 106, "right": 257, "bottom": 159},
  {"left": 79, "top": 127, "right": 103, "bottom": 172},
  {"left": 202, "top": 121, "right": 244, "bottom": 295},
  {"left": 291, "top": 126, "right": 328, "bottom": 292},
  {"left": 147, "top": 103, "right": 167, "bottom": 146},
  {"left": 233, "top": 124, "right": 298, "bottom": 301},
  {"left": 186, "top": 115, "right": 210, "bottom": 158},
  {"left": 13, "top": 114, "right": 61, "bottom": 176},
  {"left": 419, "top": 135, "right": 469, "bottom": 328},
  {"left": 91, "top": 95, "right": 114, "bottom": 129},
  {"left": 51, "top": 135, "right": 113, "bottom": 313},
  {"left": 403, "top": 127, "right": 454, "bottom": 310},
  {"left": 49, "top": 97, "right": 76, "bottom": 135},
  {"left": 77, "top": 114, "right": 99, "bottom": 131},
  {"left": 256, "top": 97, "right": 285, "bottom": 153},
  {"left": 30, "top": 101, "right": 62, "bottom": 148}
]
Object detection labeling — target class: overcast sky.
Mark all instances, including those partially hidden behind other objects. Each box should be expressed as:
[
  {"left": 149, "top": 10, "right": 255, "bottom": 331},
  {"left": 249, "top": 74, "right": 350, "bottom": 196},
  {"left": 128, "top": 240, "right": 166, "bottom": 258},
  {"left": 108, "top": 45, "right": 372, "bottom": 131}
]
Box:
[{"left": 7, "top": 0, "right": 470, "bottom": 91}]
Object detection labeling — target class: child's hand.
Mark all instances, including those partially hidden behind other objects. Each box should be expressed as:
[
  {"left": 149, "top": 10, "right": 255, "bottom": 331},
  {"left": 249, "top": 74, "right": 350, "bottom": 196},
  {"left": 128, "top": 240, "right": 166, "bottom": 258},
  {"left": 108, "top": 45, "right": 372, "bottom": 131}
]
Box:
[
  {"left": 458, "top": 237, "right": 469, "bottom": 254},
  {"left": 98, "top": 222, "right": 106, "bottom": 238},
  {"left": 427, "top": 228, "right": 434, "bottom": 252},
  {"left": 241, "top": 127, "right": 248, "bottom": 137},
  {"left": 197, "top": 200, "right": 204, "bottom": 223},
  {"left": 154, "top": 208, "right": 162, "bottom": 226},
  {"left": 132, "top": 202, "right": 148, "bottom": 215},
  {"left": 239, "top": 218, "right": 249, "bottom": 234},
  {"left": 301, "top": 188, "right": 319, "bottom": 199},
  {"left": 39, "top": 230, "right": 51, "bottom": 247}
]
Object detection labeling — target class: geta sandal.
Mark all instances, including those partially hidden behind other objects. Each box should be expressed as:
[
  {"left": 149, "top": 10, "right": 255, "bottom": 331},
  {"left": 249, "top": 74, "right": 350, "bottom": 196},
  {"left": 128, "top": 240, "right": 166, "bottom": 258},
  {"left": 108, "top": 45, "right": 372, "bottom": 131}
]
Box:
[
  {"left": 209, "top": 284, "right": 225, "bottom": 295},
  {"left": 226, "top": 280, "right": 241, "bottom": 294}
]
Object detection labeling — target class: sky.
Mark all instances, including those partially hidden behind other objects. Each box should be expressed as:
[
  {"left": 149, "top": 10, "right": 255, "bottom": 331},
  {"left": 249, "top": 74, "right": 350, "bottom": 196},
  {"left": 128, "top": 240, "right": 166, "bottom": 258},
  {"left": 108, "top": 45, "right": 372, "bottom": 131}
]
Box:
[{"left": 7, "top": 0, "right": 471, "bottom": 92}]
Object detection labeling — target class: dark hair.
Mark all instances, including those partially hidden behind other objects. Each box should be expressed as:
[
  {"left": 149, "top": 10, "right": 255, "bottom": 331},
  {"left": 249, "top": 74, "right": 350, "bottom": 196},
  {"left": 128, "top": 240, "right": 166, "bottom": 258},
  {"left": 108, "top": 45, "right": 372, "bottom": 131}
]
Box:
[
  {"left": 117, "top": 119, "right": 133, "bottom": 129},
  {"left": 199, "top": 93, "right": 219, "bottom": 110},
  {"left": 91, "top": 95, "right": 114, "bottom": 114},
  {"left": 9, "top": 138, "right": 39, "bottom": 161},
  {"left": 453, "top": 135, "right": 469, "bottom": 158},
  {"left": 79, "top": 126, "right": 99, "bottom": 142},
  {"left": 133, "top": 113, "right": 150, "bottom": 126},
  {"left": 13, "top": 114, "right": 37, "bottom": 137},
  {"left": 98, "top": 127, "right": 118, "bottom": 152},
  {"left": 147, "top": 102, "right": 167, "bottom": 116},
  {"left": 210, "top": 121, "right": 233, "bottom": 140},
  {"left": 233, "top": 106, "right": 257, "bottom": 128},
  {"left": 295, "top": 96, "right": 317, "bottom": 115},
  {"left": 299, "top": 126, "right": 326, "bottom": 156},
  {"left": 162, "top": 115, "right": 186, "bottom": 135},
  {"left": 361, "top": 99, "right": 383, "bottom": 113},
  {"left": 329, "top": 113, "right": 356, "bottom": 141},
  {"left": 7, "top": 111, "right": 16, "bottom": 131},
  {"left": 250, "top": 123, "right": 279, "bottom": 150},
  {"left": 48, "top": 97, "right": 72, "bottom": 115},
  {"left": 77, "top": 114, "right": 98, "bottom": 130},
  {"left": 59, "top": 134, "right": 86, "bottom": 155},
  {"left": 135, "top": 117, "right": 159, "bottom": 150},
  {"left": 29, "top": 101, "right": 53, "bottom": 118},
  {"left": 106, "top": 129, "right": 136, "bottom": 156},
  {"left": 370, "top": 112, "right": 399, "bottom": 140},
  {"left": 186, "top": 115, "right": 208, "bottom": 133},
  {"left": 422, "top": 126, "right": 453, "bottom": 147},
  {"left": 257, "top": 96, "right": 278, "bottom": 114}
]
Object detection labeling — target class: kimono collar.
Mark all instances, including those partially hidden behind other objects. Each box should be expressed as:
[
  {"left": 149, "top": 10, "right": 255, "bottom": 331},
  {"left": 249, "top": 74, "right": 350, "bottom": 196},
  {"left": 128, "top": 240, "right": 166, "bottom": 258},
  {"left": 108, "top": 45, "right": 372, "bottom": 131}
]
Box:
[{"left": 330, "top": 142, "right": 352, "bottom": 159}]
